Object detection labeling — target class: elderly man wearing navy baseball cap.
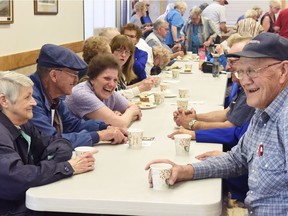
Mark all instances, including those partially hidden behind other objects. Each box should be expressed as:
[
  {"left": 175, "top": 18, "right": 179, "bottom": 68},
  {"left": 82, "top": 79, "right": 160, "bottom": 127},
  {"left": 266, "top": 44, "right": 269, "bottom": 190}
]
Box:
[
  {"left": 145, "top": 32, "right": 288, "bottom": 215},
  {"left": 29, "top": 44, "right": 128, "bottom": 149}
]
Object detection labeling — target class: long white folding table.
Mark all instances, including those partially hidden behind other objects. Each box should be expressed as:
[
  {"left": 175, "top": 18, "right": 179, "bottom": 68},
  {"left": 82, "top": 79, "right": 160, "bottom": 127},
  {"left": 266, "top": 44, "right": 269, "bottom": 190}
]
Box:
[{"left": 26, "top": 60, "right": 228, "bottom": 216}]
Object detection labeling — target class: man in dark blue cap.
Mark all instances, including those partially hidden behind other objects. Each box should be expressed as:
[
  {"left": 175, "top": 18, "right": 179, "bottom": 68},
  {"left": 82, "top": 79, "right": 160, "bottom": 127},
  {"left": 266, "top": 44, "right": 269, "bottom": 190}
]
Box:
[
  {"left": 146, "top": 33, "right": 288, "bottom": 215},
  {"left": 29, "top": 44, "right": 128, "bottom": 149}
]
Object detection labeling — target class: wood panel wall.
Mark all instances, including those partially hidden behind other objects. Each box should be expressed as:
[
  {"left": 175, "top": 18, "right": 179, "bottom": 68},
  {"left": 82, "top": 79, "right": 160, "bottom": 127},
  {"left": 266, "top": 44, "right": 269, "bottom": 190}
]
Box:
[{"left": 0, "top": 41, "right": 84, "bottom": 71}]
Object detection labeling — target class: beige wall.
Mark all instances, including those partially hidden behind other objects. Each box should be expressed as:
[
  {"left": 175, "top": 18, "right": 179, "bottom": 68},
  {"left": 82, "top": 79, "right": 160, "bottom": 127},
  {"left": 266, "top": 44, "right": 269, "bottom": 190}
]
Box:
[{"left": 0, "top": 0, "right": 84, "bottom": 56}]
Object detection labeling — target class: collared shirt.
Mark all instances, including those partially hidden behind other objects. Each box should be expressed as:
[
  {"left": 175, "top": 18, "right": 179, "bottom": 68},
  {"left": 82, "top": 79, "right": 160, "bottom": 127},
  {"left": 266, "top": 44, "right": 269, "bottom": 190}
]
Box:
[
  {"left": 145, "top": 31, "right": 173, "bottom": 53},
  {"left": 165, "top": 9, "right": 184, "bottom": 46},
  {"left": 181, "top": 17, "right": 218, "bottom": 53},
  {"left": 227, "top": 87, "right": 255, "bottom": 127},
  {"left": 192, "top": 87, "right": 288, "bottom": 215}
]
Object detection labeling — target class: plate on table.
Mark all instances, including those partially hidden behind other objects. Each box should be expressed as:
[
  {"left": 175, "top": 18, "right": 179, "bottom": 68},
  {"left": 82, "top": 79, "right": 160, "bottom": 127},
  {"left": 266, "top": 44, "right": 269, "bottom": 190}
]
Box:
[
  {"left": 180, "top": 71, "right": 193, "bottom": 74},
  {"left": 162, "top": 79, "right": 180, "bottom": 83},
  {"left": 164, "top": 93, "right": 177, "bottom": 98},
  {"left": 136, "top": 102, "right": 157, "bottom": 109}
]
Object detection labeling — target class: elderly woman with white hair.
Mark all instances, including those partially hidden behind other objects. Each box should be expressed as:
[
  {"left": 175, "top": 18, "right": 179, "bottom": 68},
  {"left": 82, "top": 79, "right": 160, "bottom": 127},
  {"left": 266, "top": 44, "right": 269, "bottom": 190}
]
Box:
[
  {"left": 260, "top": 0, "right": 281, "bottom": 32},
  {"left": 181, "top": 6, "right": 218, "bottom": 54},
  {"left": 235, "top": 9, "right": 264, "bottom": 37},
  {"left": 165, "top": 1, "right": 187, "bottom": 47}
]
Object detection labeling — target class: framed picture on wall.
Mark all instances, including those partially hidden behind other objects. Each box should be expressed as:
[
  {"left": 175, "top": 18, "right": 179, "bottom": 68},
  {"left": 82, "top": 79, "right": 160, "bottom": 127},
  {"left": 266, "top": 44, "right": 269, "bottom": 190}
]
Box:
[
  {"left": 0, "top": 0, "right": 13, "bottom": 24},
  {"left": 34, "top": 0, "right": 58, "bottom": 15}
]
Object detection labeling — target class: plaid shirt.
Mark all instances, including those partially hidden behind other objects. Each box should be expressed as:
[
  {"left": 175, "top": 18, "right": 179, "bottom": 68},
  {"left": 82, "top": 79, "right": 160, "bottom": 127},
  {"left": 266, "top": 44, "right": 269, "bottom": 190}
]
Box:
[{"left": 193, "top": 87, "right": 288, "bottom": 215}]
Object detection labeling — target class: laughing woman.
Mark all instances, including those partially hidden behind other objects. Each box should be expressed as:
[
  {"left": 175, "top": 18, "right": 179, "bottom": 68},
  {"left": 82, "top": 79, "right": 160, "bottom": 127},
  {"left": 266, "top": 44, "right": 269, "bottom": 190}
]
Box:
[{"left": 65, "top": 53, "right": 142, "bottom": 128}]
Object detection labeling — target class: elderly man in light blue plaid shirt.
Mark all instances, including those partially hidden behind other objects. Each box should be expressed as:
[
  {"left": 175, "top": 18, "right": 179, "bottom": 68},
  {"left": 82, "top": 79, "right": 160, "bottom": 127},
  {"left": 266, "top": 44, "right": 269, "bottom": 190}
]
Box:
[{"left": 146, "top": 32, "right": 288, "bottom": 215}]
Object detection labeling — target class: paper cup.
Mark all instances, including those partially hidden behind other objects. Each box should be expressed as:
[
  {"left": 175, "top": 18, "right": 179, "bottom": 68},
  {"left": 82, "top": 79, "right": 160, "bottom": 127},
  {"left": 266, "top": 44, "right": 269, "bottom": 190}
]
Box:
[
  {"left": 150, "top": 163, "right": 172, "bottom": 190},
  {"left": 172, "top": 70, "right": 180, "bottom": 79},
  {"left": 177, "top": 98, "right": 189, "bottom": 110},
  {"left": 184, "top": 63, "right": 193, "bottom": 72},
  {"left": 160, "top": 83, "right": 170, "bottom": 92},
  {"left": 178, "top": 88, "right": 189, "bottom": 98},
  {"left": 127, "top": 128, "right": 143, "bottom": 149},
  {"left": 174, "top": 134, "right": 192, "bottom": 156},
  {"left": 151, "top": 75, "right": 161, "bottom": 87},
  {"left": 74, "top": 146, "right": 96, "bottom": 156},
  {"left": 153, "top": 91, "right": 164, "bottom": 105}
]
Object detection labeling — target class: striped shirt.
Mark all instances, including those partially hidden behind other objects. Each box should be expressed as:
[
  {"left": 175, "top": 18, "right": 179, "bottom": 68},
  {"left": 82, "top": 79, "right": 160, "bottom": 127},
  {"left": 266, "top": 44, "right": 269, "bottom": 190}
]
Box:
[{"left": 192, "top": 87, "right": 288, "bottom": 215}]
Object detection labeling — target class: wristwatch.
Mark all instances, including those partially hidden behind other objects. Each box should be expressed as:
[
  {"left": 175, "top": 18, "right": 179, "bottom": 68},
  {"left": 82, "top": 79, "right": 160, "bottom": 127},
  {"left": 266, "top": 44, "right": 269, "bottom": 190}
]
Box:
[{"left": 188, "top": 119, "right": 197, "bottom": 130}]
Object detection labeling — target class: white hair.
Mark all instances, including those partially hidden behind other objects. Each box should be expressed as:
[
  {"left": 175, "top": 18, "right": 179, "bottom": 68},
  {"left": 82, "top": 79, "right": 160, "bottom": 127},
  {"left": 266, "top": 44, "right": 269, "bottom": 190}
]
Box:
[{"left": 0, "top": 71, "right": 33, "bottom": 105}]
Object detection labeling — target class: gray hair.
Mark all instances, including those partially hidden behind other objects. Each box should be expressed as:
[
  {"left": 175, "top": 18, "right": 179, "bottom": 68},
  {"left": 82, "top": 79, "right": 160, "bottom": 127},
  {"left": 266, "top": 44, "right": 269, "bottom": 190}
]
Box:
[
  {"left": 245, "top": 9, "right": 258, "bottom": 18},
  {"left": 0, "top": 71, "right": 33, "bottom": 105},
  {"left": 153, "top": 19, "right": 168, "bottom": 30},
  {"left": 174, "top": 1, "right": 187, "bottom": 10},
  {"left": 189, "top": 6, "right": 202, "bottom": 17},
  {"left": 252, "top": 6, "right": 263, "bottom": 16},
  {"left": 269, "top": 0, "right": 281, "bottom": 7}
]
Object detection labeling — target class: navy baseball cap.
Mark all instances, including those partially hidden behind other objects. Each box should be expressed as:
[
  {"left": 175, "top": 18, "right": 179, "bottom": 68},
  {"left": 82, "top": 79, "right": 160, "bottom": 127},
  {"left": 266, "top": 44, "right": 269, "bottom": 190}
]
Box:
[
  {"left": 37, "top": 44, "right": 87, "bottom": 71},
  {"left": 228, "top": 33, "right": 288, "bottom": 61}
]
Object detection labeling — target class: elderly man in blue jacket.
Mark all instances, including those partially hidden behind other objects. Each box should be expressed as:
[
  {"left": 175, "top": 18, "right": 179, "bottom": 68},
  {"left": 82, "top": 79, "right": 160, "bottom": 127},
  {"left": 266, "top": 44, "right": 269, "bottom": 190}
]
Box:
[
  {"left": 0, "top": 71, "right": 96, "bottom": 215},
  {"left": 29, "top": 44, "right": 128, "bottom": 149}
]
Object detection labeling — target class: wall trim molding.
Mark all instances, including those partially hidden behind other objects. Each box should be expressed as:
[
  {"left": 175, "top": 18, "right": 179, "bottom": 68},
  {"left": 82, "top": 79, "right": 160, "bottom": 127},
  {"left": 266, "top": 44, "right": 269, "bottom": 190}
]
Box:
[{"left": 0, "top": 41, "right": 84, "bottom": 71}]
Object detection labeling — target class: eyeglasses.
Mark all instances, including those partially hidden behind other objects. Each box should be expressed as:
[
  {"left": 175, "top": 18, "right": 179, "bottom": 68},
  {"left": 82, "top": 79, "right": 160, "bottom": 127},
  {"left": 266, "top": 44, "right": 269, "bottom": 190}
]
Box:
[
  {"left": 235, "top": 61, "right": 281, "bottom": 80},
  {"left": 227, "top": 58, "right": 240, "bottom": 66},
  {"left": 124, "top": 34, "right": 137, "bottom": 39},
  {"left": 115, "top": 49, "right": 131, "bottom": 56},
  {"left": 54, "top": 69, "right": 79, "bottom": 79},
  {"left": 161, "top": 26, "right": 169, "bottom": 31}
]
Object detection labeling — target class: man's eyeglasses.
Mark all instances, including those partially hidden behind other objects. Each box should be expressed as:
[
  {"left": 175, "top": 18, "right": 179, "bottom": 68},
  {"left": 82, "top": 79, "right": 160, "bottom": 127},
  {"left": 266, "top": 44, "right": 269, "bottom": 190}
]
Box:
[
  {"left": 161, "top": 26, "right": 169, "bottom": 31},
  {"left": 54, "top": 69, "right": 79, "bottom": 78},
  {"left": 124, "top": 34, "right": 137, "bottom": 39},
  {"left": 235, "top": 61, "right": 281, "bottom": 80},
  {"left": 227, "top": 58, "right": 239, "bottom": 66},
  {"left": 115, "top": 49, "right": 131, "bottom": 56}
]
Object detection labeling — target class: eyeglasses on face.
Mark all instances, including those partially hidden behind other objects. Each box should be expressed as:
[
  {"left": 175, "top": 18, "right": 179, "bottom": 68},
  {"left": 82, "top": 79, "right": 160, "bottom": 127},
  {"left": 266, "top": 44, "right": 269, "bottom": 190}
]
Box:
[
  {"left": 53, "top": 69, "right": 79, "bottom": 78},
  {"left": 115, "top": 49, "right": 131, "bottom": 56},
  {"left": 161, "top": 26, "right": 169, "bottom": 31},
  {"left": 124, "top": 34, "right": 137, "bottom": 39},
  {"left": 227, "top": 58, "right": 240, "bottom": 66},
  {"left": 235, "top": 61, "right": 281, "bottom": 80}
]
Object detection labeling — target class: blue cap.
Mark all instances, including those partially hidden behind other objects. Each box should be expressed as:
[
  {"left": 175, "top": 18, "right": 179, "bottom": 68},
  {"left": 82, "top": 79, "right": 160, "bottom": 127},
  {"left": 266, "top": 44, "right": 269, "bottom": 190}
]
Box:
[
  {"left": 37, "top": 44, "right": 87, "bottom": 71},
  {"left": 229, "top": 33, "right": 288, "bottom": 61}
]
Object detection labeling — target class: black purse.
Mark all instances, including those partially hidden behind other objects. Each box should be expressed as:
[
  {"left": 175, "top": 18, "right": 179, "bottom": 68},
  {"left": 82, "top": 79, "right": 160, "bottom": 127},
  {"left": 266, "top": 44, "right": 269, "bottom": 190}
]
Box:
[{"left": 201, "top": 61, "right": 213, "bottom": 73}]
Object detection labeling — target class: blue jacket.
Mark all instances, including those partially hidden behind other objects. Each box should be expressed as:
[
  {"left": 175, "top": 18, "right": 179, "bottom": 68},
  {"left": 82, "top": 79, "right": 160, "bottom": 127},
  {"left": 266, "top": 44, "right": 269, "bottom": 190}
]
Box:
[
  {"left": 195, "top": 121, "right": 251, "bottom": 202},
  {"left": 29, "top": 73, "right": 109, "bottom": 149},
  {"left": 196, "top": 120, "right": 250, "bottom": 151},
  {"left": 0, "top": 111, "right": 73, "bottom": 215},
  {"left": 133, "top": 47, "right": 148, "bottom": 82}
]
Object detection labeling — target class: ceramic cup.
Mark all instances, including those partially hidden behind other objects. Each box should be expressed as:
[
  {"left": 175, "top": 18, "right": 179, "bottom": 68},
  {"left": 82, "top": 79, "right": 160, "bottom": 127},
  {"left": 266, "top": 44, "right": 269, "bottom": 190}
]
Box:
[
  {"left": 127, "top": 128, "right": 143, "bottom": 149},
  {"left": 174, "top": 134, "right": 192, "bottom": 156},
  {"left": 150, "top": 163, "right": 172, "bottom": 190}
]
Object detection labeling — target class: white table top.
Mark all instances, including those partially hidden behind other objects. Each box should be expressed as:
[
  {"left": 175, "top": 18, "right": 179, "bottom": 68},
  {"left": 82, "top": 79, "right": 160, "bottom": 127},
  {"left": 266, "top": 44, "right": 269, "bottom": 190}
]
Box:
[{"left": 26, "top": 60, "right": 227, "bottom": 216}]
